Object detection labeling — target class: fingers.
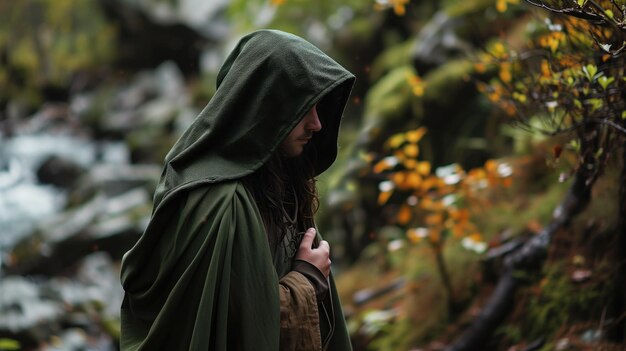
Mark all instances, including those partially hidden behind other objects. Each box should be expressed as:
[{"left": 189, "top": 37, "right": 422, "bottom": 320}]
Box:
[
  {"left": 318, "top": 240, "right": 330, "bottom": 254},
  {"left": 299, "top": 227, "right": 316, "bottom": 250}
]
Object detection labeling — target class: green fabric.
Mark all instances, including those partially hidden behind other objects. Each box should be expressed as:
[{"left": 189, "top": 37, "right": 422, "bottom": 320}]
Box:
[{"left": 120, "top": 29, "right": 355, "bottom": 350}]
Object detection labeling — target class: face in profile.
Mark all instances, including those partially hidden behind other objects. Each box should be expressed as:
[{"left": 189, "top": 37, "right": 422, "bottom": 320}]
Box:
[{"left": 280, "top": 105, "right": 322, "bottom": 158}]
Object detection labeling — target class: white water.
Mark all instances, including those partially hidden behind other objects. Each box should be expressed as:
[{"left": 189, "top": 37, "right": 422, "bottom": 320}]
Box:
[{"left": 0, "top": 134, "right": 128, "bottom": 251}]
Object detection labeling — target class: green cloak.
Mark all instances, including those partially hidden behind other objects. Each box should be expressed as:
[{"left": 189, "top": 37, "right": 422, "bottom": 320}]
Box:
[{"left": 120, "top": 29, "right": 355, "bottom": 350}]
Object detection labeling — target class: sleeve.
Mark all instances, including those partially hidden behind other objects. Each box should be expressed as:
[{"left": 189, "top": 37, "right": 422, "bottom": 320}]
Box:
[
  {"left": 278, "top": 271, "right": 323, "bottom": 351},
  {"left": 292, "top": 259, "right": 330, "bottom": 300}
]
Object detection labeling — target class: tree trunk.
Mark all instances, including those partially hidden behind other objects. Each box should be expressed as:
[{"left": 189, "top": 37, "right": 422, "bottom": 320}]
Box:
[
  {"left": 608, "top": 142, "right": 626, "bottom": 343},
  {"left": 433, "top": 243, "right": 457, "bottom": 316}
]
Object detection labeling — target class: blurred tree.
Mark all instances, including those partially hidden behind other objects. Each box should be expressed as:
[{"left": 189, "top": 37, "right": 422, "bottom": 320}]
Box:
[
  {"left": 449, "top": 0, "right": 626, "bottom": 348},
  {"left": 0, "top": 0, "right": 115, "bottom": 110},
  {"left": 369, "top": 126, "right": 512, "bottom": 316}
]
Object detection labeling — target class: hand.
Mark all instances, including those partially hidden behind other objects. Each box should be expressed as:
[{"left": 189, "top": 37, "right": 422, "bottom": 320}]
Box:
[{"left": 295, "top": 228, "right": 331, "bottom": 278}]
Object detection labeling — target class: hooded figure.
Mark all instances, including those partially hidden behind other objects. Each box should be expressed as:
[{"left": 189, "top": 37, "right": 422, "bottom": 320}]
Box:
[{"left": 120, "top": 30, "right": 356, "bottom": 350}]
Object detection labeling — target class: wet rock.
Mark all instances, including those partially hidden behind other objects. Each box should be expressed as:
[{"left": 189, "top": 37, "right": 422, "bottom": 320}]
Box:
[
  {"left": 153, "top": 61, "right": 187, "bottom": 102},
  {"left": 0, "top": 276, "right": 64, "bottom": 347},
  {"left": 36, "top": 155, "right": 87, "bottom": 189},
  {"left": 73, "top": 163, "right": 161, "bottom": 199},
  {"left": 0, "top": 254, "right": 122, "bottom": 351},
  {"left": 114, "top": 72, "right": 158, "bottom": 111},
  {"left": 5, "top": 188, "right": 151, "bottom": 276}
]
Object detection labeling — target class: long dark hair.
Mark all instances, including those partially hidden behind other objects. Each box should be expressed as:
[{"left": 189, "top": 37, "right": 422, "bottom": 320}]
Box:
[{"left": 242, "top": 148, "right": 319, "bottom": 248}]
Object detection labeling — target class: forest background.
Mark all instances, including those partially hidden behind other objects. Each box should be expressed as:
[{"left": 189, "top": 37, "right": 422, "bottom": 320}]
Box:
[{"left": 0, "top": 0, "right": 625, "bottom": 350}]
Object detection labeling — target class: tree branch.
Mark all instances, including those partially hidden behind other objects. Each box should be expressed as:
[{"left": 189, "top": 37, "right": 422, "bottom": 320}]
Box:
[
  {"left": 525, "top": 0, "right": 606, "bottom": 23},
  {"left": 445, "top": 154, "right": 596, "bottom": 351}
]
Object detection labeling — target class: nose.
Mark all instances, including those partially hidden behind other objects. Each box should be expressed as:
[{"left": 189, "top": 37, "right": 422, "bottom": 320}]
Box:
[{"left": 305, "top": 106, "right": 322, "bottom": 132}]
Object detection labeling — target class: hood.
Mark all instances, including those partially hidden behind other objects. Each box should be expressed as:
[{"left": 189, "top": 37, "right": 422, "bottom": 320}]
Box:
[{"left": 153, "top": 29, "right": 355, "bottom": 209}]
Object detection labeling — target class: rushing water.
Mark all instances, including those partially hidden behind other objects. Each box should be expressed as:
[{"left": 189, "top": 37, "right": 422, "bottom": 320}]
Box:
[{"left": 0, "top": 133, "right": 129, "bottom": 251}]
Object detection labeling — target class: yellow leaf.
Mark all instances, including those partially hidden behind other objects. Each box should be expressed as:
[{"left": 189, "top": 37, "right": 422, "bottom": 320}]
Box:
[
  {"left": 499, "top": 62, "right": 512, "bottom": 83},
  {"left": 404, "top": 159, "right": 418, "bottom": 169},
  {"left": 392, "top": 172, "right": 407, "bottom": 189},
  {"left": 374, "top": 159, "right": 392, "bottom": 173},
  {"left": 393, "top": 4, "right": 406, "bottom": 16},
  {"left": 421, "top": 176, "right": 442, "bottom": 192},
  {"left": 541, "top": 60, "right": 551, "bottom": 77},
  {"left": 378, "top": 190, "right": 392, "bottom": 205},
  {"left": 469, "top": 233, "right": 483, "bottom": 242},
  {"left": 406, "top": 172, "right": 422, "bottom": 189},
  {"left": 449, "top": 208, "right": 469, "bottom": 223},
  {"left": 271, "top": 0, "right": 286, "bottom": 5},
  {"left": 394, "top": 151, "right": 406, "bottom": 163},
  {"left": 425, "top": 213, "right": 443, "bottom": 226},
  {"left": 428, "top": 229, "right": 441, "bottom": 244},
  {"left": 397, "top": 205, "right": 412, "bottom": 225},
  {"left": 416, "top": 161, "right": 431, "bottom": 176},
  {"left": 492, "top": 42, "right": 506, "bottom": 58},
  {"left": 496, "top": 0, "right": 506, "bottom": 12},
  {"left": 412, "top": 85, "right": 425, "bottom": 96},
  {"left": 485, "top": 159, "right": 498, "bottom": 173},
  {"left": 474, "top": 63, "right": 486, "bottom": 73},
  {"left": 407, "top": 73, "right": 421, "bottom": 85},
  {"left": 405, "top": 127, "right": 427, "bottom": 143},
  {"left": 403, "top": 144, "right": 419, "bottom": 158},
  {"left": 407, "top": 228, "right": 425, "bottom": 243},
  {"left": 452, "top": 224, "right": 465, "bottom": 238},
  {"left": 468, "top": 168, "right": 487, "bottom": 180},
  {"left": 388, "top": 133, "right": 405, "bottom": 149}
]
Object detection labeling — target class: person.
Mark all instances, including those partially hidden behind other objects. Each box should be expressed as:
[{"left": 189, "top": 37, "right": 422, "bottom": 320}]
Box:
[{"left": 119, "top": 29, "right": 356, "bottom": 350}]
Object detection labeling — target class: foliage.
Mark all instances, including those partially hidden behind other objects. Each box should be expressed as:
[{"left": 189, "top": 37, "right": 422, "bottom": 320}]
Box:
[
  {"left": 228, "top": 0, "right": 373, "bottom": 38},
  {"left": 475, "top": 0, "right": 626, "bottom": 184},
  {"left": 367, "top": 126, "right": 513, "bottom": 311},
  {"left": 0, "top": 0, "right": 116, "bottom": 107},
  {"left": 0, "top": 338, "right": 20, "bottom": 351}
]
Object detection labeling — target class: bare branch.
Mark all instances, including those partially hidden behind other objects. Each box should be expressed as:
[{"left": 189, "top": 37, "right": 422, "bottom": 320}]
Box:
[
  {"left": 588, "top": 0, "right": 624, "bottom": 30},
  {"left": 525, "top": 0, "right": 607, "bottom": 23}
]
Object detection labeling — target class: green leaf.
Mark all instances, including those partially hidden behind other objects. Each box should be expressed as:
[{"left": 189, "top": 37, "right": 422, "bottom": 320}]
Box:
[
  {"left": 576, "top": 0, "right": 587, "bottom": 7},
  {"left": 574, "top": 99, "right": 583, "bottom": 109},
  {"left": 598, "top": 76, "right": 615, "bottom": 90},
  {"left": 586, "top": 98, "right": 603, "bottom": 111},
  {"left": 582, "top": 64, "right": 598, "bottom": 81},
  {"left": 0, "top": 338, "right": 21, "bottom": 350},
  {"left": 513, "top": 92, "right": 527, "bottom": 103},
  {"left": 622, "top": 110, "right": 626, "bottom": 120},
  {"left": 595, "top": 148, "right": 604, "bottom": 158},
  {"left": 605, "top": 9, "right": 614, "bottom": 19}
]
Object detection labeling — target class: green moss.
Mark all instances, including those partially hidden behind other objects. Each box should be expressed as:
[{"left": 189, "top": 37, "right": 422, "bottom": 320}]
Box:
[
  {"left": 363, "top": 65, "right": 415, "bottom": 125},
  {"left": 524, "top": 262, "right": 611, "bottom": 340}
]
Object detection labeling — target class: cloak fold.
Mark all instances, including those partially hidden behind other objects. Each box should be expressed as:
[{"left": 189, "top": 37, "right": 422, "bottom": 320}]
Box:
[
  {"left": 120, "top": 29, "right": 355, "bottom": 350},
  {"left": 122, "top": 182, "right": 281, "bottom": 350}
]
